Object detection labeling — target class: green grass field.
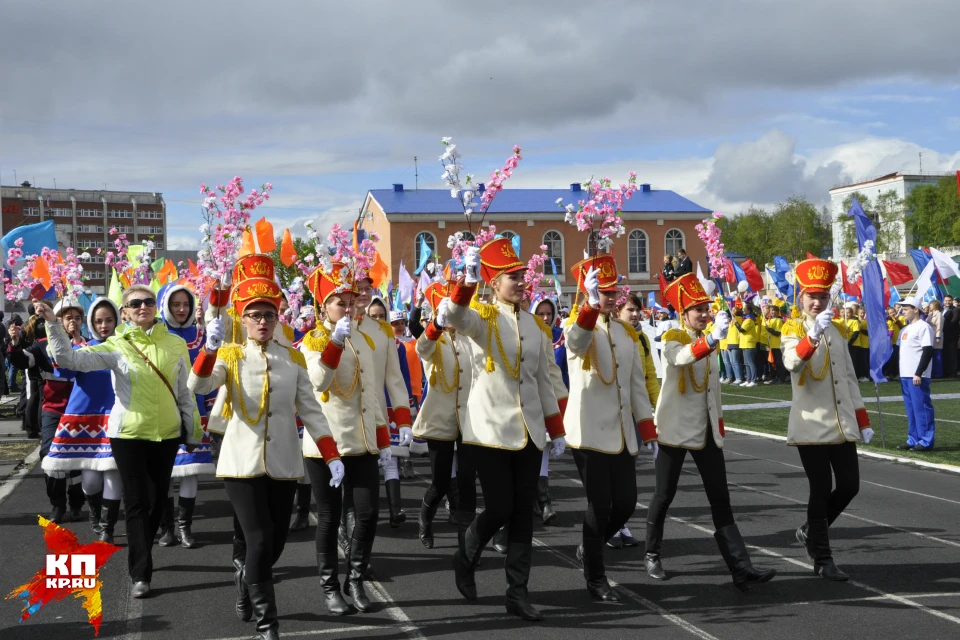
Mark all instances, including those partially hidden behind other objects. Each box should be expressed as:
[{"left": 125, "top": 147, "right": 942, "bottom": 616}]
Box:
[{"left": 720, "top": 378, "right": 960, "bottom": 468}]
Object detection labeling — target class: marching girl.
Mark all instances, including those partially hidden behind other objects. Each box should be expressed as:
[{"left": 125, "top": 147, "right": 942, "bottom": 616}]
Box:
[
  {"left": 157, "top": 283, "right": 216, "bottom": 549},
  {"left": 41, "top": 297, "right": 122, "bottom": 541},
  {"left": 781, "top": 259, "right": 872, "bottom": 581},
  {"left": 440, "top": 238, "right": 565, "bottom": 622},
  {"left": 413, "top": 282, "right": 475, "bottom": 549},
  {"left": 191, "top": 254, "right": 343, "bottom": 639},
  {"left": 564, "top": 256, "right": 657, "bottom": 602},
  {"left": 298, "top": 263, "right": 390, "bottom": 616},
  {"left": 530, "top": 296, "right": 566, "bottom": 526},
  {"left": 645, "top": 273, "right": 776, "bottom": 591}
]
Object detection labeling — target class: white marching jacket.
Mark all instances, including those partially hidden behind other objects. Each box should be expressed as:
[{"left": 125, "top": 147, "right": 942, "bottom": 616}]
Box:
[{"left": 412, "top": 323, "right": 472, "bottom": 441}]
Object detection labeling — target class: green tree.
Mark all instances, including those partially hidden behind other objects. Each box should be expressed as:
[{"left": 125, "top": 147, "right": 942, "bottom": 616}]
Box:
[
  {"left": 838, "top": 190, "right": 904, "bottom": 255},
  {"left": 904, "top": 176, "right": 960, "bottom": 247},
  {"left": 769, "top": 196, "right": 830, "bottom": 263},
  {"left": 718, "top": 206, "right": 775, "bottom": 267}
]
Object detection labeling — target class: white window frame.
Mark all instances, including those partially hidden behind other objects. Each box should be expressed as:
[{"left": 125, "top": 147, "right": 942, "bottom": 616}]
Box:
[
  {"left": 542, "top": 229, "right": 565, "bottom": 281},
  {"left": 415, "top": 231, "right": 437, "bottom": 260},
  {"left": 665, "top": 228, "right": 685, "bottom": 258},
  {"left": 628, "top": 229, "right": 650, "bottom": 277}
]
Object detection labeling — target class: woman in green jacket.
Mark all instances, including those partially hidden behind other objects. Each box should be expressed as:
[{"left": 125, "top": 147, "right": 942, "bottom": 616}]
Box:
[{"left": 39, "top": 284, "right": 202, "bottom": 599}]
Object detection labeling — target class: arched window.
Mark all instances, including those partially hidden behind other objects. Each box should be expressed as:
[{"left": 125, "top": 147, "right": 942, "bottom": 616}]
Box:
[
  {"left": 665, "top": 229, "right": 685, "bottom": 258},
  {"left": 542, "top": 230, "right": 564, "bottom": 276},
  {"left": 459, "top": 230, "right": 475, "bottom": 243},
  {"left": 500, "top": 230, "right": 517, "bottom": 241},
  {"left": 628, "top": 229, "right": 649, "bottom": 274},
  {"left": 414, "top": 231, "right": 437, "bottom": 259},
  {"left": 587, "top": 230, "right": 601, "bottom": 256}
]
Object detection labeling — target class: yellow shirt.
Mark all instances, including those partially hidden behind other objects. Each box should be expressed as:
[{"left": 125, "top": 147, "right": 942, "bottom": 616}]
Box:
[
  {"left": 856, "top": 318, "right": 869, "bottom": 349},
  {"left": 766, "top": 317, "right": 784, "bottom": 349},
  {"left": 844, "top": 318, "right": 861, "bottom": 344},
  {"left": 727, "top": 317, "right": 741, "bottom": 346},
  {"left": 738, "top": 317, "right": 758, "bottom": 349},
  {"left": 887, "top": 318, "right": 903, "bottom": 346}
]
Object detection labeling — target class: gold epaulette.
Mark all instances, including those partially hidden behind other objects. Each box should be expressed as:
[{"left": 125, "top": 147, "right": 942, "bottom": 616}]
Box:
[
  {"left": 613, "top": 319, "right": 640, "bottom": 344},
  {"left": 281, "top": 323, "right": 295, "bottom": 343},
  {"left": 226, "top": 307, "right": 243, "bottom": 344},
  {"left": 218, "top": 343, "right": 245, "bottom": 365},
  {"left": 832, "top": 319, "right": 849, "bottom": 340},
  {"left": 662, "top": 328, "right": 692, "bottom": 345},
  {"left": 377, "top": 319, "right": 394, "bottom": 341},
  {"left": 302, "top": 326, "right": 331, "bottom": 353},
  {"left": 532, "top": 313, "right": 553, "bottom": 339},
  {"left": 782, "top": 319, "right": 806, "bottom": 339},
  {"left": 564, "top": 302, "right": 580, "bottom": 327},
  {"left": 288, "top": 348, "right": 306, "bottom": 369},
  {"left": 469, "top": 297, "right": 499, "bottom": 321}
]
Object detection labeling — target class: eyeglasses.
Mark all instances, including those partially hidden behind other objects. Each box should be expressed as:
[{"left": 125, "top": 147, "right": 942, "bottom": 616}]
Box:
[
  {"left": 243, "top": 312, "right": 279, "bottom": 324},
  {"left": 125, "top": 298, "right": 157, "bottom": 309}
]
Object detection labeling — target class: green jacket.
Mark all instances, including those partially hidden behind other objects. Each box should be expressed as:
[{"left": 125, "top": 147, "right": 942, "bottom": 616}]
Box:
[{"left": 47, "top": 321, "right": 202, "bottom": 442}]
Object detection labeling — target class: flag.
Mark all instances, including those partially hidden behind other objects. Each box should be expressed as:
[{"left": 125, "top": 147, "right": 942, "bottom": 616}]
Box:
[
  {"left": 510, "top": 234, "right": 521, "bottom": 258},
  {"left": 107, "top": 269, "right": 123, "bottom": 307},
  {"left": 888, "top": 285, "right": 901, "bottom": 304},
  {"left": 928, "top": 246, "right": 960, "bottom": 282},
  {"left": 368, "top": 251, "right": 389, "bottom": 289},
  {"left": 188, "top": 259, "right": 200, "bottom": 279},
  {"left": 417, "top": 268, "right": 433, "bottom": 300},
  {"left": 1, "top": 220, "right": 58, "bottom": 258},
  {"left": 157, "top": 259, "right": 178, "bottom": 285},
  {"left": 397, "top": 260, "right": 415, "bottom": 306},
  {"left": 910, "top": 248, "right": 944, "bottom": 301},
  {"left": 806, "top": 252, "right": 818, "bottom": 259},
  {"left": 770, "top": 256, "right": 794, "bottom": 300},
  {"left": 724, "top": 256, "right": 748, "bottom": 288},
  {"left": 31, "top": 256, "right": 52, "bottom": 290},
  {"left": 414, "top": 236, "right": 432, "bottom": 275},
  {"left": 848, "top": 196, "right": 892, "bottom": 382},
  {"left": 254, "top": 218, "right": 276, "bottom": 253},
  {"left": 151, "top": 257, "right": 166, "bottom": 273},
  {"left": 280, "top": 228, "right": 297, "bottom": 267},
  {"left": 658, "top": 270, "right": 668, "bottom": 295},
  {"left": 838, "top": 262, "right": 862, "bottom": 298},
  {"left": 881, "top": 260, "right": 913, "bottom": 285},
  {"left": 239, "top": 229, "right": 256, "bottom": 257},
  {"left": 696, "top": 262, "right": 710, "bottom": 290},
  {"left": 149, "top": 276, "right": 162, "bottom": 295},
  {"left": 740, "top": 258, "right": 765, "bottom": 293}
]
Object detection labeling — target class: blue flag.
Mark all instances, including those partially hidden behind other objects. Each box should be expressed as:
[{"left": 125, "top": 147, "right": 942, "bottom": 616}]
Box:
[
  {"left": 909, "top": 249, "right": 944, "bottom": 301},
  {"left": 1, "top": 220, "right": 58, "bottom": 257},
  {"left": 849, "top": 197, "right": 892, "bottom": 383},
  {"left": 888, "top": 285, "right": 901, "bottom": 305},
  {"left": 725, "top": 255, "right": 748, "bottom": 289},
  {"left": 414, "top": 236, "right": 432, "bottom": 275},
  {"left": 769, "top": 256, "right": 795, "bottom": 300},
  {"left": 511, "top": 234, "right": 521, "bottom": 258}
]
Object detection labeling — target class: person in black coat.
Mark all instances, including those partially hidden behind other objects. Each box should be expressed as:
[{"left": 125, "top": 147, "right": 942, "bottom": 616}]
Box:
[
  {"left": 943, "top": 295, "right": 960, "bottom": 378},
  {"left": 661, "top": 255, "right": 678, "bottom": 283},
  {"left": 675, "top": 249, "right": 693, "bottom": 277}
]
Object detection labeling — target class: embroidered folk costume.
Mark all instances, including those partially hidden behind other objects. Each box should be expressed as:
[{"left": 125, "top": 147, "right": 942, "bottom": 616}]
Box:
[{"left": 781, "top": 258, "right": 871, "bottom": 581}]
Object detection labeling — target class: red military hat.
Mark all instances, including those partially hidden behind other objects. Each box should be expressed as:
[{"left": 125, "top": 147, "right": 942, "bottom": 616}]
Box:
[
  {"left": 663, "top": 272, "right": 711, "bottom": 314},
  {"left": 231, "top": 255, "right": 282, "bottom": 315},
  {"left": 423, "top": 281, "right": 451, "bottom": 314},
  {"left": 571, "top": 254, "right": 620, "bottom": 294},
  {"left": 477, "top": 237, "right": 525, "bottom": 285},
  {"left": 233, "top": 253, "right": 276, "bottom": 283},
  {"left": 794, "top": 258, "right": 838, "bottom": 292},
  {"left": 306, "top": 261, "right": 358, "bottom": 306}
]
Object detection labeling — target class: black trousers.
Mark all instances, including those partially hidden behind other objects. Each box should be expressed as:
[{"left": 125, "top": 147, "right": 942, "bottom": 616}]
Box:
[
  {"left": 572, "top": 447, "right": 637, "bottom": 542},
  {"left": 110, "top": 437, "right": 180, "bottom": 582},
  {"left": 306, "top": 454, "right": 380, "bottom": 556},
  {"left": 455, "top": 439, "right": 478, "bottom": 516},
  {"left": 646, "top": 430, "right": 734, "bottom": 532},
  {"left": 796, "top": 441, "right": 859, "bottom": 524},
  {"left": 424, "top": 439, "right": 456, "bottom": 508},
  {"left": 943, "top": 335, "right": 958, "bottom": 377},
  {"left": 41, "top": 411, "right": 84, "bottom": 509},
  {"left": 224, "top": 476, "right": 297, "bottom": 584},
  {"left": 472, "top": 439, "right": 541, "bottom": 546}
]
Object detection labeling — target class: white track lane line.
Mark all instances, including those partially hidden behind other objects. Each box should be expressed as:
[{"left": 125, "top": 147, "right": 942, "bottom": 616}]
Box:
[
  {"left": 552, "top": 469, "right": 960, "bottom": 627},
  {"left": 0, "top": 445, "right": 39, "bottom": 506}
]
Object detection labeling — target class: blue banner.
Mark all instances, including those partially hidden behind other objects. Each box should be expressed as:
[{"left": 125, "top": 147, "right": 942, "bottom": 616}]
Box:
[
  {"left": 850, "top": 197, "right": 892, "bottom": 383},
  {"left": 414, "top": 235, "right": 432, "bottom": 275},
  {"left": 1, "top": 220, "right": 58, "bottom": 257}
]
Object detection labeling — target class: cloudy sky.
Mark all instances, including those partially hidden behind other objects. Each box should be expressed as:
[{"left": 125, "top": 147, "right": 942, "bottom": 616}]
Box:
[{"left": 2, "top": 0, "right": 959, "bottom": 249}]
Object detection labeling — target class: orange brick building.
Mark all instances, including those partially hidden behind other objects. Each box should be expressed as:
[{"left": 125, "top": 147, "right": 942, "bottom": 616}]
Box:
[{"left": 359, "top": 183, "right": 712, "bottom": 306}]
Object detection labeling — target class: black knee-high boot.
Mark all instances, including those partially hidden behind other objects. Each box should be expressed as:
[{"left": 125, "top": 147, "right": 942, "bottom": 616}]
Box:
[
  {"left": 418, "top": 495, "right": 442, "bottom": 549},
  {"left": 248, "top": 580, "right": 279, "bottom": 639},
  {"left": 344, "top": 532, "right": 375, "bottom": 612},
  {"left": 177, "top": 496, "right": 197, "bottom": 548},
  {"left": 578, "top": 537, "right": 620, "bottom": 602},
  {"left": 385, "top": 478, "right": 406, "bottom": 527},
  {"left": 808, "top": 518, "right": 849, "bottom": 581},
  {"left": 644, "top": 520, "right": 667, "bottom": 580},
  {"left": 536, "top": 477, "right": 556, "bottom": 525},
  {"left": 99, "top": 498, "right": 121, "bottom": 544},
  {"left": 86, "top": 491, "right": 103, "bottom": 534},
  {"left": 316, "top": 552, "right": 349, "bottom": 615},
  {"left": 505, "top": 542, "right": 542, "bottom": 621},
  {"left": 445, "top": 482, "right": 459, "bottom": 525},
  {"left": 714, "top": 524, "right": 777, "bottom": 591},
  {"left": 158, "top": 495, "right": 177, "bottom": 546},
  {"left": 290, "top": 483, "right": 311, "bottom": 532},
  {"left": 453, "top": 521, "right": 484, "bottom": 601}
]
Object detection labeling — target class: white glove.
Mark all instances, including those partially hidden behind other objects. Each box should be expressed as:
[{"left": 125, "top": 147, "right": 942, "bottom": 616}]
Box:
[
  {"left": 331, "top": 316, "right": 352, "bottom": 346},
  {"left": 379, "top": 447, "right": 392, "bottom": 467},
  {"left": 711, "top": 312, "right": 730, "bottom": 342},
  {"left": 399, "top": 426, "right": 413, "bottom": 447},
  {"left": 327, "top": 459, "right": 345, "bottom": 487},
  {"left": 205, "top": 318, "right": 225, "bottom": 351},
  {"left": 550, "top": 436, "right": 566, "bottom": 459},
  {"left": 861, "top": 428, "right": 874, "bottom": 445},
  {"left": 647, "top": 441, "right": 659, "bottom": 460},
  {"left": 810, "top": 309, "right": 834, "bottom": 341},
  {"left": 435, "top": 298, "right": 450, "bottom": 328},
  {"left": 464, "top": 247, "right": 481, "bottom": 284},
  {"left": 584, "top": 266, "right": 601, "bottom": 307}
]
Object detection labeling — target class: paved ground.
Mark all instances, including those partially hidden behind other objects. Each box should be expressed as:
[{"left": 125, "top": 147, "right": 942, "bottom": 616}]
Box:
[{"left": 1, "top": 433, "right": 959, "bottom": 640}]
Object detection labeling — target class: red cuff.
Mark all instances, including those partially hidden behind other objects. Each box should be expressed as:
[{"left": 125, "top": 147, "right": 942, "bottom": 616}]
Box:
[
  {"left": 544, "top": 412, "right": 565, "bottom": 440},
  {"left": 192, "top": 348, "right": 217, "bottom": 377},
  {"left": 210, "top": 287, "right": 231, "bottom": 307},
  {"left": 855, "top": 408, "right": 870, "bottom": 429},
  {"left": 450, "top": 282, "right": 477, "bottom": 306},
  {"left": 320, "top": 341, "right": 343, "bottom": 369},
  {"left": 690, "top": 336, "right": 714, "bottom": 361},
  {"left": 316, "top": 436, "right": 341, "bottom": 463},
  {"left": 575, "top": 305, "right": 600, "bottom": 330},
  {"left": 718, "top": 418, "right": 726, "bottom": 438},
  {"left": 558, "top": 396, "right": 568, "bottom": 419},
  {"left": 637, "top": 418, "right": 657, "bottom": 443},
  {"left": 796, "top": 335, "right": 817, "bottom": 361},
  {"left": 425, "top": 321, "right": 444, "bottom": 341},
  {"left": 392, "top": 406, "right": 412, "bottom": 428},
  {"left": 376, "top": 425, "right": 390, "bottom": 449}
]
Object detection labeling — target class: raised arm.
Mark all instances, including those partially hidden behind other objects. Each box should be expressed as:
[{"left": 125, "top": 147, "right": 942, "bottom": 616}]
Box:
[
  {"left": 564, "top": 304, "right": 598, "bottom": 356},
  {"left": 46, "top": 323, "right": 121, "bottom": 373},
  {"left": 444, "top": 282, "right": 485, "bottom": 340}
]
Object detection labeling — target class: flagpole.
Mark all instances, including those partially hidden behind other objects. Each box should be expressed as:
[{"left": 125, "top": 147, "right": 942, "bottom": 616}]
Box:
[{"left": 874, "top": 383, "right": 886, "bottom": 448}]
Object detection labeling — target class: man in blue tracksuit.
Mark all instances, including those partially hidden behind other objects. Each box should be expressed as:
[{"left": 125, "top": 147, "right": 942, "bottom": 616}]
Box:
[{"left": 896, "top": 296, "right": 936, "bottom": 452}]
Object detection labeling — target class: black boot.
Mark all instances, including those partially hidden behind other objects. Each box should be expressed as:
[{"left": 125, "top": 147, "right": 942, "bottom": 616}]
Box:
[
  {"left": 644, "top": 520, "right": 667, "bottom": 580},
  {"left": 99, "top": 498, "right": 121, "bottom": 544},
  {"left": 714, "top": 524, "right": 777, "bottom": 592},
  {"left": 67, "top": 475, "right": 86, "bottom": 522},
  {"left": 86, "top": 491, "right": 103, "bottom": 534},
  {"left": 232, "top": 532, "right": 247, "bottom": 569},
  {"left": 385, "top": 478, "right": 406, "bottom": 527},
  {"left": 796, "top": 522, "right": 814, "bottom": 562},
  {"left": 537, "top": 477, "right": 557, "bottom": 525},
  {"left": 177, "top": 496, "right": 198, "bottom": 548},
  {"left": 158, "top": 496, "right": 178, "bottom": 547},
  {"left": 344, "top": 534, "right": 374, "bottom": 612},
  {"left": 445, "top": 482, "right": 460, "bottom": 525},
  {"left": 290, "top": 483, "right": 311, "bottom": 532},
  {"left": 339, "top": 506, "right": 356, "bottom": 557},
  {"left": 418, "top": 498, "right": 442, "bottom": 549},
  {"left": 247, "top": 579, "right": 279, "bottom": 640},
  {"left": 492, "top": 526, "right": 509, "bottom": 554},
  {"left": 317, "top": 552, "right": 349, "bottom": 615},
  {"left": 48, "top": 504, "right": 66, "bottom": 525},
  {"left": 233, "top": 561, "right": 252, "bottom": 622},
  {"left": 504, "top": 542, "right": 542, "bottom": 621},
  {"left": 808, "top": 518, "right": 848, "bottom": 581},
  {"left": 581, "top": 538, "right": 620, "bottom": 602},
  {"left": 453, "top": 523, "right": 483, "bottom": 600}
]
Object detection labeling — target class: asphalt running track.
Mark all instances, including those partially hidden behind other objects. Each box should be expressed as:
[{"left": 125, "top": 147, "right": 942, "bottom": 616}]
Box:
[{"left": 1, "top": 433, "right": 959, "bottom": 640}]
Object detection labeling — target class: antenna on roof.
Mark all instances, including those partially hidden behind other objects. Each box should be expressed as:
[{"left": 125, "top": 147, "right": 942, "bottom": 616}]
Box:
[
  {"left": 414, "top": 156, "right": 418, "bottom": 190},
  {"left": 919, "top": 152, "right": 922, "bottom": 173}
]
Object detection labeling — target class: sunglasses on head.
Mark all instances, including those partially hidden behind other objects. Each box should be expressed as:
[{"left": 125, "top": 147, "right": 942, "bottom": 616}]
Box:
[{"left": 125, "top": 298, "right": 157, "bottom": 309}]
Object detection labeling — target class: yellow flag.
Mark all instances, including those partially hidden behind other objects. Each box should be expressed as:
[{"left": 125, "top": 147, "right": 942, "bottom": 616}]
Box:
[{"left": 107, "top": 269, "right": 123, "bottom": 308}]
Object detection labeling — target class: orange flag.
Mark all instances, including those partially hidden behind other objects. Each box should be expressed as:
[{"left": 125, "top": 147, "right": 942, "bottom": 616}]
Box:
[
  {"left": 188, "top": 259, "right": 200, "bottom": 278},
  {"left": 157, "top": 259, "right": 178, "bottom": 284},
  {"left": 31, "top": 257, "right": 53, "bottom": 291},
  {"left": 368, "top": 251, "right": 389, "bottom": 289},
  {"left": 239, "top": 228, "right": 256, "bottom": 257},
  {"left": 280, "top": 228, "right": 297, "bottom": 267},
  {"left": 255, "top": 217, "right": 276, "bottom": 253}
]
